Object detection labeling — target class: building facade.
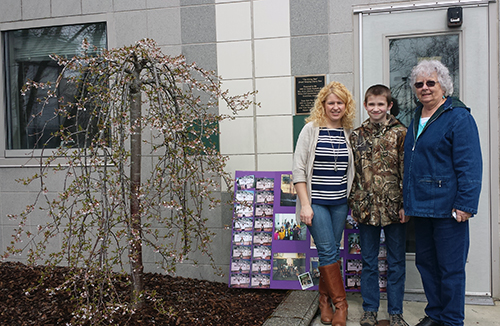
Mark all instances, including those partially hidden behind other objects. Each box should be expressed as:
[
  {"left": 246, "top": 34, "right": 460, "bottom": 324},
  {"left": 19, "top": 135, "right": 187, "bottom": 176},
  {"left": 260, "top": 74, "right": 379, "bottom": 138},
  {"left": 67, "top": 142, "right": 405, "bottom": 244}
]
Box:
[{"left": 0, "top": 0, "right": 498, "bottom": 298}]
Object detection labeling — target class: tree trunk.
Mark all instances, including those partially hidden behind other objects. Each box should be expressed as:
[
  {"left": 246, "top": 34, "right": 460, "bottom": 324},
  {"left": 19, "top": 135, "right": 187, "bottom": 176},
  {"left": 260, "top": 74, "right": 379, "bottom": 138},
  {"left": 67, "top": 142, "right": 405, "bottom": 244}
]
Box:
[{"left": 129, "top": 62, "right": 144, "bottom": 309}]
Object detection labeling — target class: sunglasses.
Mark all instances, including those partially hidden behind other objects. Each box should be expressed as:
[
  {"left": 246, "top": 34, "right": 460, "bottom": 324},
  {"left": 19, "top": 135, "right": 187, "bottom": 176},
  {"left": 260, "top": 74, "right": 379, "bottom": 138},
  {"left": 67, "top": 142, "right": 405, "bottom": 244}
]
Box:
[{"left": 414, "top": 80, "right": 437, "bottom": 89}]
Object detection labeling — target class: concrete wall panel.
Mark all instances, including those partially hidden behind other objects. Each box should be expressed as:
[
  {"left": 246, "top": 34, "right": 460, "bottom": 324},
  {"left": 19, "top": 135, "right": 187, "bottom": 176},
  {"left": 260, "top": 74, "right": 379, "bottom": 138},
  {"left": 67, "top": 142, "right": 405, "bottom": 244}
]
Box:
[
  {"left": 180, "top": 5, "right": 216, "bottom": 44},
  {"left": 52, "top": 0, "right": 82, "bottom": 17},
  {"left": 329, "top": 33, "right": 354, "bottom": 74},
  {"left": 113, "top": 0, "right": 146, "bottom": 12},
  {"left": 21, "top": 0, "right": 51, "bottom": 20},
  {"left": 147, "top": 8, "right": 182, "bottom": 46},
  {"left": 82, "top": 0, "right": 112, "bottom": 15},
  {"left": 0, "top": 0, "right": 22, "bottom": 23},
  {"left": 291, "top": 35, "right": 328, "bottom": 75},
  {"left": 114, "top": 11, "right": 148, "bottom": 47},
  {"left": 182, "top": 43, "right": 217, "bottom": 71},
  {"left": 290, "top": 0, "right": 328, "bottom": 36}
]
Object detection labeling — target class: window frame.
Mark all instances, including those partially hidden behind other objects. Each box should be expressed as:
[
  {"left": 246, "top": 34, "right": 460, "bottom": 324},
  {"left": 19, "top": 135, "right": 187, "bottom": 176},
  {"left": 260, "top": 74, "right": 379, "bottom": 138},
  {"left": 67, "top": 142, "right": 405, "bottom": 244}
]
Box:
[{"left": 0, "top": 16, "right": 110, "bottom": 161}]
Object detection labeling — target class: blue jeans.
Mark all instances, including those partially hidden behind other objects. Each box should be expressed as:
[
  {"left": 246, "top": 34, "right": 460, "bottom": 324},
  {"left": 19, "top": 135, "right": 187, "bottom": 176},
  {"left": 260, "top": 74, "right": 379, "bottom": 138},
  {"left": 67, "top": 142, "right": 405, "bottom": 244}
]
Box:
[
  {"left": 414, "top": 217, "right": 469, "bottom": 326},
  {"left": 359, "top": 222, "right": 407, "bottom": 315},
  {"left": 309, "top": 203, "right": 348, "bottom": 266}
]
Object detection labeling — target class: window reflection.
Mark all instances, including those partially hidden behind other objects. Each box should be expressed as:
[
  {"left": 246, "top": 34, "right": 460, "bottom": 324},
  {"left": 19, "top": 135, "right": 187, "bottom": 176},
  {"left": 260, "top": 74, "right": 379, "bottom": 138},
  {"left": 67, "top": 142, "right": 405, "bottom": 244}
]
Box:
[
  {"left": 389, "top": 34, "right": 460, "bottom": 253},
  {"left": 389, "top": 34, "right": 460, "bottom": 127},
  {"left": 4, "top": 23, "right": 107, "bottom": 149}
]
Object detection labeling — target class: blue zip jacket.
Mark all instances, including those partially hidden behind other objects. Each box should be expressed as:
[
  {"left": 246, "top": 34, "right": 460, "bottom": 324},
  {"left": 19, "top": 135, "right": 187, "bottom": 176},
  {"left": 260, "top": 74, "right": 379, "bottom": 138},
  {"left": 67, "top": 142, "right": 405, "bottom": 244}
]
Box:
[{"left": 403, "top": 97, "right": 482, "bottom": 218}]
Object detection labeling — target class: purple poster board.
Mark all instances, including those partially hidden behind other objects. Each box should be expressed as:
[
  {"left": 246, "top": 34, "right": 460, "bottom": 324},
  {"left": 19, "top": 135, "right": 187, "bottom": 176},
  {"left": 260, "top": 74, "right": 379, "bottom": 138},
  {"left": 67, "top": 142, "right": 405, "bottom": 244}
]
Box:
[
  {"left": 229, "top": 171, "right": 319, "bottom": 290},
  {"left": 229, "top": 170, "right": 376, "bottom": 291}
]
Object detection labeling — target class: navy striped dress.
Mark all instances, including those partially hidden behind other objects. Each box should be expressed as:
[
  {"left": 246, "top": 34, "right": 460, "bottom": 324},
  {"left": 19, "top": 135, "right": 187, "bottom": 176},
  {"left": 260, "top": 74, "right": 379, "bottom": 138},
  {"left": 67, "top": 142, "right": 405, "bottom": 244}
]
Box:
[{"left": 311, "top": 128, "right": 348, "bottom": 205}]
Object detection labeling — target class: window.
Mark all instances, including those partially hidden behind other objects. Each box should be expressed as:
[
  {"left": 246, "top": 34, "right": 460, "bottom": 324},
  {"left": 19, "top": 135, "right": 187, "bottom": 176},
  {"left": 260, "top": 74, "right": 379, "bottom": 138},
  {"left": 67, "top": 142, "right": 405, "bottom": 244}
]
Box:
[
  {"left": 389, "top": 34, "right": 460, "bottom": 127},
  {"left": 3, "top": 23, "right": 107, "bottom": 149}
]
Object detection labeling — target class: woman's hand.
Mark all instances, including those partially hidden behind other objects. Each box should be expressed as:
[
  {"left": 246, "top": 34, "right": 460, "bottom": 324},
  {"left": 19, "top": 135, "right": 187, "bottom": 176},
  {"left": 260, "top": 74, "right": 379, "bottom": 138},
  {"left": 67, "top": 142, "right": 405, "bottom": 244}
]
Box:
[
  {"left": 294, "top": 182, "right": 313, "bottom": 226},
  {"left": 453, "top": 208, "right": 472, "bottom": 222},
  {"left": 300, "top": 205, "right": 314, "bottom": 226},
  {"left": 399, "top": 208, "right": 410, "bottom": 223}
]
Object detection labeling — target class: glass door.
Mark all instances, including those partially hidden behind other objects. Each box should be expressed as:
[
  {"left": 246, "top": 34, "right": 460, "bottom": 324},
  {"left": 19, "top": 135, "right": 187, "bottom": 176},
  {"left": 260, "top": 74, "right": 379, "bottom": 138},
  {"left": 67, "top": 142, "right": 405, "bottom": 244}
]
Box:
[{"left": 360, "top": 5, "right": 491, "bottom": 295}]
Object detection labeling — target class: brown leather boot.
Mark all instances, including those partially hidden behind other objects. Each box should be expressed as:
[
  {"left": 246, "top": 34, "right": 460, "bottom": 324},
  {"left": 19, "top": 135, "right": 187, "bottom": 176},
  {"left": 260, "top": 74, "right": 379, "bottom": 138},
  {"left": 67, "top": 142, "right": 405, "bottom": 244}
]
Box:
[
  {"left": 318, "top": 272, "right": 334, "bottom": 325},
  {"left": 318, "top": 262, "right": 348, "bottom": 326},
  {"left": 331, "top": 260, "right": 348, "bottom": 326}
]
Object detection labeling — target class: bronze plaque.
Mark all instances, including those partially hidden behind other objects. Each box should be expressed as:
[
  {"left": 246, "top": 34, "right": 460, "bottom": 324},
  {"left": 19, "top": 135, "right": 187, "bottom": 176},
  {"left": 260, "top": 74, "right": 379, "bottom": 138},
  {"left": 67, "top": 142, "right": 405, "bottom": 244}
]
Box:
[{"left": 295, "top": 75, "right": 325, "bottom": 115}]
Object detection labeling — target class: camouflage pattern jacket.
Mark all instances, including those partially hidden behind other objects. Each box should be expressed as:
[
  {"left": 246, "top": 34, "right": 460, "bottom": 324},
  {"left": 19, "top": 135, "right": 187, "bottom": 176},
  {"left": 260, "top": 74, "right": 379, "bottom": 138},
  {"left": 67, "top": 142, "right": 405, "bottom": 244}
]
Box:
[{"left": 348, "top": 115, "right": 406, "bottom": 226}]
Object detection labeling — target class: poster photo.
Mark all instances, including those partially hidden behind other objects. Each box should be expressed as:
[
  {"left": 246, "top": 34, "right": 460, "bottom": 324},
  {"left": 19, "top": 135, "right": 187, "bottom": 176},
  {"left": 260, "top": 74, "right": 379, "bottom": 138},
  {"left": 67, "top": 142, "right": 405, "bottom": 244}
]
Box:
[
  {"left": 348, "top": 233, "right": 361, "bottom": 255},
  {"left": 230, "top": 273, "right": 250, "bottom": 288},
  {"left": 274, "top": 213, "right": 307, "bottom": 241},
  {"left": 298, "top": 272, "right": 314, "bottom": 290},
  {"left": 378, "top": 245, "right": 387, "bottom": 259},
  {"left": 234, "top": 202, "right": 253, "bottom": 218},
  {"left": 346, "top": 274, "right": 361, "bottom": 291},
  {"left": 310, "top": 257, "right": 320, "bottom": 286},
  {"left": 255, "top": 190, "right": 274, "bottom": 204},
  {"left": 253, "top": 231, "right": 272, "bottom": 246},
  {"left": 345, "top": 214, "right": 358, "bottom": 229},
  {"left": 378, "top": 259, "right": 388, "bottom": 274},
  {"left": 256, "top": 177, "right": 274, "bottom": 191},
  {"left": 252, "top": 259, "right": 271, "bottom": 274},
  {"left": 233, "top": 217, "right": 253, "bottom": 232},
  {"left": 235, "top": 190, "right": 254, "bottom": 203},
  {"left": 379, "top": 275, "right": 387, "bottom": 292},
  {"left": 236, "top": 175, "right": 255, "bottom": 190},
  {"left": 280, "top": 174, "right": 296, "bottom": 207},
  {"left": 252, "top": 274, "right": 270, "bottom": 288},
  {"left": 231, "top": 258, "right": 251, "bottom": 274},
  {"left": 253, "top": 245, "right": 272, "bottom": 260},
  {"left": 255, "top": 203, "right": 273, "bottom": 217},
  {"left": 272, "top": 252, "right": 306, "bottom": 281},
  {"left": 254, "top": 217, "right": 273, "bottom": 232},
  {"left": 347, "top": 259, "right": 363, "bottom": 274},
  {"left": 232, "top": 245, "right": 251, "bottom": 259},
  {"left": 233, "top": 231, "right": 252, "bottom": 245}
]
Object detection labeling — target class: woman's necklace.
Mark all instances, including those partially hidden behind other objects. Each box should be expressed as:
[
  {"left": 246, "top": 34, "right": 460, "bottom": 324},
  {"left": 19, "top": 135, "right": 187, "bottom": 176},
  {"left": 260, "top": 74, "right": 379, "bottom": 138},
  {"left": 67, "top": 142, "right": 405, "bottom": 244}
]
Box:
[{"left": 327, "top": 129, "right": 339, "bottom": 172}]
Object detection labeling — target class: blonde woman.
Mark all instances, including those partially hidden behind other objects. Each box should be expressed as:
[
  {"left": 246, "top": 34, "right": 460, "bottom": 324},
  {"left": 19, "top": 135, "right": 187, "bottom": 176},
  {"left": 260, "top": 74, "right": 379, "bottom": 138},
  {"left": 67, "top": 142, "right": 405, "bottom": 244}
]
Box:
[{"left": 293, "top": 81, "right": 355, "bottom": 326}]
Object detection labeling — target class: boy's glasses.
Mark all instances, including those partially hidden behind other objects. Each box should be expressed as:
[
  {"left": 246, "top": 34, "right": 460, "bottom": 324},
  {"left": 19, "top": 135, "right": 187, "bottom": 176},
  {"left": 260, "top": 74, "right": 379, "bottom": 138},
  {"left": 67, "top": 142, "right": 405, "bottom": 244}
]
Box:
[{"left": 414, "top": 80, "right": 437, "bottom": 89}]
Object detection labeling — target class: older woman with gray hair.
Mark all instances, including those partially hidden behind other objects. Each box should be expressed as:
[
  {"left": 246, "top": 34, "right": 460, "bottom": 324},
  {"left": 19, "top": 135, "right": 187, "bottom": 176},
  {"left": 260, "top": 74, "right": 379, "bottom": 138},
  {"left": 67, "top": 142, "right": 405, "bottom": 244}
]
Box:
[{"left": 403, "top": 60, "right": 482, "bottom": 326}]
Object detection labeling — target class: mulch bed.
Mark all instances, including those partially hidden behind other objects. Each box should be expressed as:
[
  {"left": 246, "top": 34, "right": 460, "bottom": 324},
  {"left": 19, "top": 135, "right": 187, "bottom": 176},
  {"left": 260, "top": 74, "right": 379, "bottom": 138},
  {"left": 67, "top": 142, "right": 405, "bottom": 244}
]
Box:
[{"left": 0, "top": 262, "right": 288, "bottom": 325}]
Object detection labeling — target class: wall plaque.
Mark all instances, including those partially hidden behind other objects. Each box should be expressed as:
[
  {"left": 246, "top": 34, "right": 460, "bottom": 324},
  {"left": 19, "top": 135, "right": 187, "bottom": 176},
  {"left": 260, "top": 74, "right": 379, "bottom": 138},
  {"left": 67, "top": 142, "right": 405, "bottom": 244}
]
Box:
[{"left": 295, "top": 75, "right": 325, "bottom": 115}]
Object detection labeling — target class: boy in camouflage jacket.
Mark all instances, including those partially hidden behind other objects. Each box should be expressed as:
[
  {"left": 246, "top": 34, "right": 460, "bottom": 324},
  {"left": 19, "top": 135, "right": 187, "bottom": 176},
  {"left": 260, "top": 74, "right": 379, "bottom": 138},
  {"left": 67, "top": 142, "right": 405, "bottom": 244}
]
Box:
[{"left": 348, "top": 84, "right": 409, "bottom": 326}]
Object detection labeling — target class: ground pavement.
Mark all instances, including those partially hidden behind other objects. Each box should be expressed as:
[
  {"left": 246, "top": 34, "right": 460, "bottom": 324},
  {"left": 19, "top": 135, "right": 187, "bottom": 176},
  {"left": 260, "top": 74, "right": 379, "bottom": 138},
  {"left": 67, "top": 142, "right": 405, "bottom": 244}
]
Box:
[{"left": 264, "top": 291, "right": 500, "bottom": 326}]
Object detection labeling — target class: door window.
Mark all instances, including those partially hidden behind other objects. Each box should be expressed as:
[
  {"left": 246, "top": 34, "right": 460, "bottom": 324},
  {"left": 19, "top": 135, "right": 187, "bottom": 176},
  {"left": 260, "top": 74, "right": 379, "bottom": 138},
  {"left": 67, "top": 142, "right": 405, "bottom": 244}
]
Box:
[
  {"left": 389, "top": 34, "right": 460, "bottom": 127},
  {"left": 388, "top": 34, "right": 460, "bottom": 253}
]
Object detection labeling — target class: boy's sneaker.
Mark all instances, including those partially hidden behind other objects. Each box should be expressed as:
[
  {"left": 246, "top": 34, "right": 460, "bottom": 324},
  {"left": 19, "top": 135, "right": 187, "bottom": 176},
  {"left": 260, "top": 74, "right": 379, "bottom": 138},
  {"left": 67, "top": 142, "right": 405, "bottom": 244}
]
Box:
[
  {"left": 390, "top": 314, "right": 409, "bottom": 326},
  {"left": 360, "top": 311, "right": 378, "bottom": 326}
]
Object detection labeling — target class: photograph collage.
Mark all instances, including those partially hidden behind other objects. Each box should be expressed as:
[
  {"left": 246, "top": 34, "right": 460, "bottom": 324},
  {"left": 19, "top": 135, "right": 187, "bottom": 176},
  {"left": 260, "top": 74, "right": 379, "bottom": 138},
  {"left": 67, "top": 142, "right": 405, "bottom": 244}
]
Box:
[
  {"left": 230, "top": 171, "right": 319, "bottom": 290},
  {"left": 229, "top": 171, "right": 386, "bottom": 292}
]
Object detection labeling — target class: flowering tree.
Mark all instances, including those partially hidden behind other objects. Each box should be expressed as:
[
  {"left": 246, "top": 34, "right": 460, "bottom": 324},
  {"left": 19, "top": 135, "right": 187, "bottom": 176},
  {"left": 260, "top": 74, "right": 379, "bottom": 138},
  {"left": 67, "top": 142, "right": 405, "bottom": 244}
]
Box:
[{"left": 3, "top": 39, "right": 254, "bottom": 323}]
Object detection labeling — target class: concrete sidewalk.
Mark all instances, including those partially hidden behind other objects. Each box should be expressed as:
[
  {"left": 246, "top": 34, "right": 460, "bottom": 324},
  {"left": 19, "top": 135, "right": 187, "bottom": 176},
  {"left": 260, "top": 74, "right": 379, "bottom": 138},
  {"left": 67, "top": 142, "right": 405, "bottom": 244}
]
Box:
[
  {"left": 263, "top": 290, "right": 319, "bottom": 326},
  {"left": 264, "top": 291, "right": 500, "bottom": 326}
]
